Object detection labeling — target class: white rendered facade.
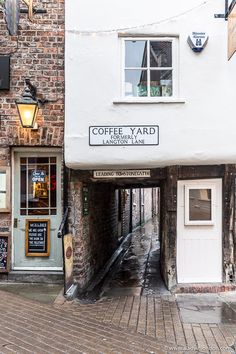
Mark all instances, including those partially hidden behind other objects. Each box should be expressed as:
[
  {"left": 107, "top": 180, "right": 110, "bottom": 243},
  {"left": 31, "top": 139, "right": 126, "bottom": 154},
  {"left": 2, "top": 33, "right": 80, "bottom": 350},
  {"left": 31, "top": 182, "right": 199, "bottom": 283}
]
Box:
[{"left": 65, "top": 0, "right": 236, "bottom": 170}]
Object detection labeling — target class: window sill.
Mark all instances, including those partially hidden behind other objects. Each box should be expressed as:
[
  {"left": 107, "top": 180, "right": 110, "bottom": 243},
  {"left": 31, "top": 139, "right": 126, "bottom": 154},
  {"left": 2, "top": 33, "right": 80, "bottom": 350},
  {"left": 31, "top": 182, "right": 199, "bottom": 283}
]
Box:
[{"left": 113, "top": 98, "right": 185, "bottom": 104}]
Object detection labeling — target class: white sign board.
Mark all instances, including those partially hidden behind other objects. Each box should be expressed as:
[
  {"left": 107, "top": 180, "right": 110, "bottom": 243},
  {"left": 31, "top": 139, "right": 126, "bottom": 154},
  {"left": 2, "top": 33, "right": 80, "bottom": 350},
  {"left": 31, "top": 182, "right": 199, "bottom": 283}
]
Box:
[
  {"left": 89, "top": 125, "right": 159, "bottom": 146},
  {"left": 93, "top": 170, "right": 151, "bottom": 178}
]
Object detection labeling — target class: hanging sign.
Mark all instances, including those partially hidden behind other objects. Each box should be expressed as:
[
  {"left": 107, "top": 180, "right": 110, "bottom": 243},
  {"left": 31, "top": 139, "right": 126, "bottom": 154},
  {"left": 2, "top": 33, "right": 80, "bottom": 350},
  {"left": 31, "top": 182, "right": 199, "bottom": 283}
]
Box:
[
  {"left": 93, "top": 170, "right": 151, "bottom": 179},
  {"left": 228, "top": 2, "right": 236, "bottom": 60},
  {"left": 187, "top": 32, "right": 209, "bottom": 53},
  {"left": 22, "top": 0, "right": 34, "bottom": 22},
  {"left": 89, "top": 125, "right": 159, "bottom": 146},
  {"left": 26, "top": 219, "right": 50, "bottom": 257}
]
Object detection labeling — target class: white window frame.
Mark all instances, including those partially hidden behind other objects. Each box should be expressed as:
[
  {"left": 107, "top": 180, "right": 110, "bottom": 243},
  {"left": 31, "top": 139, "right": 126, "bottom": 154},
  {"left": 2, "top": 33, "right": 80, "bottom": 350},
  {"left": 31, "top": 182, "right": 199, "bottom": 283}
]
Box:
[
  {"left": 121, "top": 37, "right": 178, "bottom": 100},
  {"left": 184, "top": 185, "right": 215, "bottom": 226}
]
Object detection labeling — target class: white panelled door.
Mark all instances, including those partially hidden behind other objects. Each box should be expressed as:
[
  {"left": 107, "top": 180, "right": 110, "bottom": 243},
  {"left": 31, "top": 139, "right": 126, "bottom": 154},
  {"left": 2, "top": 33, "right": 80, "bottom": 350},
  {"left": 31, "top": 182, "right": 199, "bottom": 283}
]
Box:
[{"left": 177, "top": 179, "right": 222, "bottom": 283}]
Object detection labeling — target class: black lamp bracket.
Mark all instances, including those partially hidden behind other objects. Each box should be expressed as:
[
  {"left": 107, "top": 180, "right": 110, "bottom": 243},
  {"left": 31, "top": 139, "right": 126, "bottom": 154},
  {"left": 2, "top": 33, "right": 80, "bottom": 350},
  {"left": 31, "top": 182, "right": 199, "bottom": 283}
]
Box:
[
  {"left": 24, "top": 79, "right": 58, "bottom": 106},
  {"left": 25, "top": 78, "right": 37, "bottom": 100}
]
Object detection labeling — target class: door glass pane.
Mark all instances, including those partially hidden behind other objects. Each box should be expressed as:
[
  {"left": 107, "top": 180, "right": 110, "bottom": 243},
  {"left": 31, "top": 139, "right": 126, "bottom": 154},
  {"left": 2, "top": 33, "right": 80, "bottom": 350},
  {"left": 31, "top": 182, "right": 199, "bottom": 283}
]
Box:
[
  {"left": 20, "top": 157, "right": 57, "bottom": 216},
  {"left": 150, "top": 41, "right": 172, "bottom": 67},
  {"left": 20, "top": 157, "right": 26, "bottom": 164},
  {"left": 20, "top": 165, "right": 27, "bottom": 209},
  {"left": 125, "top": 40, "right": 147, "bottom": 67},
  {"left": 28, "top": 165, "right": 49, "bottom": 211},
  {"left": 50, "top": 164, "right": 57, "bottom": 208},
  {"left": 125, "top": 69, "right": 147, "bottom": 97},
  {"left": 189, "top": 189, "right": 212, "bottom": 221},
  {"left": 28, "top": 157, "right": 49, "bottom": 164}
]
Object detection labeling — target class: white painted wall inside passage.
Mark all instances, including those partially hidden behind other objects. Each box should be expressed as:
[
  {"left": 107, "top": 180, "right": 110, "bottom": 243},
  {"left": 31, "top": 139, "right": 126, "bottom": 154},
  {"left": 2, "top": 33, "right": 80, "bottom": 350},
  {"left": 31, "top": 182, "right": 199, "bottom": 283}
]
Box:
[{"left": 65, "top": 0, "right": 236, "bottom": 170}]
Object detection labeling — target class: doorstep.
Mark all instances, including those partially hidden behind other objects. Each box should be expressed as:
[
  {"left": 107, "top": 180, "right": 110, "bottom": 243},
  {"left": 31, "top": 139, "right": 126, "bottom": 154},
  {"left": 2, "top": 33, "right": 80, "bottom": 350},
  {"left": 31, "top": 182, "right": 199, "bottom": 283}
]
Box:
[
  {"left": 172, "top": 283, "right": 236, "bottom": 294},
  {"left": 2, "top": 270, "right": 64, "bottom": 284}
]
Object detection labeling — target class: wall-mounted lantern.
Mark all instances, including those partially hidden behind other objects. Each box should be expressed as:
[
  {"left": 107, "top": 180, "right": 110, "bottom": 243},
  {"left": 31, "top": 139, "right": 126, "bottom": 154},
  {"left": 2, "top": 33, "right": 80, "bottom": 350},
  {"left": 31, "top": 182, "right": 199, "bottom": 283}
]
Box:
[{"left": 16, "top": 79, "right": 39, "bottom": 128}]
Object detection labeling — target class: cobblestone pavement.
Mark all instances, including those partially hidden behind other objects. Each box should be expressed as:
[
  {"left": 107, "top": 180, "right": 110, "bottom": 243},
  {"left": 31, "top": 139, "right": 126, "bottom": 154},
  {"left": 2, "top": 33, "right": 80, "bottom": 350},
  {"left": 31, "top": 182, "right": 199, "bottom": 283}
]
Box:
[
  {"left": 65, "top": 293, "right": 236, "bottom": 353},
  {"left": 1, "top": 288, "right": 236, "bottom": 353},
  {"left": 0, "top": 289, "right": 167, "bottom": 354},
  {"left": 63, "top": 219, "right": 236, "bottom": 353},
  {"left": 1, "top": 217, "right": 236, "bottom": 353}
]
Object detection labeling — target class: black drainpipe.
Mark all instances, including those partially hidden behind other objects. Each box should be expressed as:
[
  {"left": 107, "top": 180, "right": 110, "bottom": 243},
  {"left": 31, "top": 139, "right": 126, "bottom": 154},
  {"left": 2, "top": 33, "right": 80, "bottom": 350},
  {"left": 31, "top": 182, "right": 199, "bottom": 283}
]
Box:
[{"left": 129, "top": 188, "right": 133, "bottom": 233}]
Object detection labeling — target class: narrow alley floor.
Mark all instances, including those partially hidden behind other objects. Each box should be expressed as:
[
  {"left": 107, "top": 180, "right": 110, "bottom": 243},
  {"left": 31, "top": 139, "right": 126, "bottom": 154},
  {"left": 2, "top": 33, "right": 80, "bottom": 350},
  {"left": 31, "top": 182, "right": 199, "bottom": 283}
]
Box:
[{"left": 102, "top": 217, "right": 169, "bottom": 298}]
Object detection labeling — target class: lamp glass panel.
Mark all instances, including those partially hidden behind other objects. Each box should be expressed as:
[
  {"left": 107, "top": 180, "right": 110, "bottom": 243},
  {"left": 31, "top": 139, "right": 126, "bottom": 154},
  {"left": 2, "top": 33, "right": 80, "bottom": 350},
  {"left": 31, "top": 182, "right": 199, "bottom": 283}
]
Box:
[{"left": 17, "top": 103, "right": 38, "bottom": 127}]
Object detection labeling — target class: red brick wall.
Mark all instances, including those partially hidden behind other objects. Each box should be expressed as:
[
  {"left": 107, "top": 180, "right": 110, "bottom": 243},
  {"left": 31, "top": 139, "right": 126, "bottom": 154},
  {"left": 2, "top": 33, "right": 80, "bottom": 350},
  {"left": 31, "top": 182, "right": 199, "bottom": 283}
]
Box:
[
  {"left": 0, "top": 0, "right": 64, "bottom": 149},
  {"left": 0, "top": 0, "right": 64, "bottom": 272},
  {"left": 68, "top": 174, "right": 119, "bottom": 289}
]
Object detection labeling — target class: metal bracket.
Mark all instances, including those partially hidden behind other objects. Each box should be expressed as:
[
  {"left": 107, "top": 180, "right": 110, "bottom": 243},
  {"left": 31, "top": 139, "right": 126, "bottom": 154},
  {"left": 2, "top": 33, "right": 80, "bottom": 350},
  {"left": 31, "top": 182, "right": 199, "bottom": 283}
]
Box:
[
  {"left": 214, "top": 14, "right": 226, "bottom": 18},
  {"left": 214, "top": 0, "right": 229, "bottom": 20},
  {"left": 20, "top": 8, "right": 47, "bottom": 14}
]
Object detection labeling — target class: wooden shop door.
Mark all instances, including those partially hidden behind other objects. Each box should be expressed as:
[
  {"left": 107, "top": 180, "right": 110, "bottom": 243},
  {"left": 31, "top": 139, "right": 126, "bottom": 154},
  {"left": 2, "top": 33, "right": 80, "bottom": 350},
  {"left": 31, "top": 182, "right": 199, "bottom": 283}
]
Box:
[{"left": 13, "top": 150, "right": 63, "bottom": 270}]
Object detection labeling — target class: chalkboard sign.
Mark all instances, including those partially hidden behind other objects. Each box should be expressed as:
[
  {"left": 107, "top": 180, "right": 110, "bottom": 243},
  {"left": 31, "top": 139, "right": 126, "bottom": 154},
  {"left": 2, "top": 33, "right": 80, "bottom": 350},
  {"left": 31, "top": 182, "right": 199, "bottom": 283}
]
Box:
[
  {"left": 26, "top": 219, "right": 50, "bottom": 257},
  {"left": 0, "top": 235, "right": 9, "bottom": 272}
]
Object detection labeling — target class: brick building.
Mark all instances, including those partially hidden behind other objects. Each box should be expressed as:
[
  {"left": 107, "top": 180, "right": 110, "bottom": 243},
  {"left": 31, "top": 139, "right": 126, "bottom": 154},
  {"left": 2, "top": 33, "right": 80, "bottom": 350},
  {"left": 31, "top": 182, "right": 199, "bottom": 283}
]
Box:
[{"left": 0, "top": 0, "right": 64, "bottom": 279}]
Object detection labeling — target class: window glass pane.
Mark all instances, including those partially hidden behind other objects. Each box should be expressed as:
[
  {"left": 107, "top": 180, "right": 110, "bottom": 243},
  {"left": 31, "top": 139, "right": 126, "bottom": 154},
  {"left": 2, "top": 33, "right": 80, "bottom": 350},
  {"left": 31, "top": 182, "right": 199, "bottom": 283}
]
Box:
[
  {"left": 150, "top": 70, "right": 172, "bottom": 97},
  {"left": 20, "top": 158, "right": 26, "bottom": 164},
  {"left": 150, "top": 41, "right": 172, "bottom": 67},
  {"left": 125, "top": 69, "right": 147, "bottom": 97},
  {"left": 0, "top": 172, "right": 6, "bottom": 209},
  {"left": 125, "top": 40, "right": 147, "bottom": 68},
  {"left": 50, "top": 157, "right": 56, "bottom": 163},
  {"left": 189, "top": 189, "right": 212, "bottom": 221}
]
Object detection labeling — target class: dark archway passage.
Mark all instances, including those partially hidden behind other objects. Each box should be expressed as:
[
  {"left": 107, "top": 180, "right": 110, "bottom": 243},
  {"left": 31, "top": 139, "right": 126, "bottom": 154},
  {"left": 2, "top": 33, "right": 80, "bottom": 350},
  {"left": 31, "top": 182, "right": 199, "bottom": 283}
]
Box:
[{"left": 101, "top": 187, "right": 169, "bottom": 298}]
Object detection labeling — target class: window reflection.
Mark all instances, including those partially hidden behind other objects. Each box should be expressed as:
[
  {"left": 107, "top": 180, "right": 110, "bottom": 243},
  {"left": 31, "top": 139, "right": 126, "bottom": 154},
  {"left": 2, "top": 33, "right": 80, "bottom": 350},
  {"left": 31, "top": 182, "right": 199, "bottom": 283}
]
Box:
[
  {"left": 125, "top": 69, "right": 147, "bottom": 97},
  {"left": 125, "top": 40, "right": 147, "bottom": 67},
  {"left": 150, "top": 41, "right": 172, "bottom": 67},
  {"left": 189, "top": 189, "right": 211, "bottom": 221}
]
